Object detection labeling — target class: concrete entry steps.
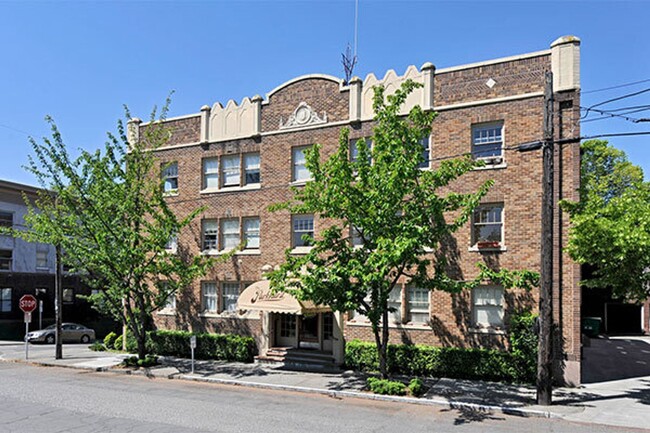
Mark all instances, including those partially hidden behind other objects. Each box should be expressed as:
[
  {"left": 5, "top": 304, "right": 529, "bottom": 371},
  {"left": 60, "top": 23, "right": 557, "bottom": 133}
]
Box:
[{"left": 256, "top": 347, "right": 339, "bottom": 372}]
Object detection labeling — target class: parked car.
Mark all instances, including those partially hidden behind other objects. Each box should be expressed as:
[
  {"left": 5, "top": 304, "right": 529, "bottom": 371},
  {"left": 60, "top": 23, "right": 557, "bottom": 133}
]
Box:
[{"left": 26, "top": 323, "right": 96, "bottom": 344}]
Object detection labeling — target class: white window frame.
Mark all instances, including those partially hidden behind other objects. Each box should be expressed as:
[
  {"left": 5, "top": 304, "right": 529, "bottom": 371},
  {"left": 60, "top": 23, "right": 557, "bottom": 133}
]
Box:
[
  {"left": 418, "top": 136, "right": 430, "bottom": 169},
  {"left": 472, "top": 286, "right": 504, "bottom": 328},
  {"left": 220, "top": 219, "right": 240, "bottom": 251},
  {"left": 0, "top": 249, "right": 12, "bottom": 271},
  {"left": 243, "top": 217, "right": 260, "bottom": 250},
  {"left": 164, "top": 234, "right": 178, "bottom": 253},
  {"left": 350, "top": 138, "right": 372, "bottom": 164},
  {"left": 472, "top": 204, "right": 504, "bottom": 248},
  {"left": 472, "top": 122, "right": 504, "bottom": 163},
  {"left": 292, "top": 146, "right": 311, "bottom": 182},
  {"left": 203, "top": 158, "right": 219, "bottom": 190},
  {"left": 203, "top": 220, "right": 219, "bottom": 251},
  {"left": 244, "top": 153, "right": 261, "bottom": 185},
  {"left": 62, "top": 288, "right": 74, "bottom": 303},
  {"left": 407, "top": 286, "right": 430, "bottom": 323},
  {"left": 292, "top": 214, "right": 314, "bottom": 248},
  {"left": 0, "top": 288, "right": 11, "bottom": 312},
  {"left": 162, "top": 162, "right": 178, "bottom": 193},
  {"left": 202, "top": 282, "right": 218, "bottom": 313},
  {"left": 36, "top": 248, "right": 49, "bottom": 269},
  {"left": 221, "top": 154, "right": 241, "bottom": 187},
  {"left": 387, "top": 286, "right": 402, "bottom": 324},
  {"left": 221, "top": 282, "right": 239, "bottom": 313}
]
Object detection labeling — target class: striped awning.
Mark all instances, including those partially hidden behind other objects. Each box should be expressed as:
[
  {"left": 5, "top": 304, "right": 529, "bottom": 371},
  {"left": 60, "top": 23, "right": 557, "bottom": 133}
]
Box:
[{"left": 236, "top": 280, "right": 330, "bottom": 315}]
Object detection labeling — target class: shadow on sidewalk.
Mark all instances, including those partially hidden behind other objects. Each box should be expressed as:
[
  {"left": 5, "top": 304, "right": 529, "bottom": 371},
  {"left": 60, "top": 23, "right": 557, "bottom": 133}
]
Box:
[{"left": 582, "top": 337, "right": 650, "bottom": 383}]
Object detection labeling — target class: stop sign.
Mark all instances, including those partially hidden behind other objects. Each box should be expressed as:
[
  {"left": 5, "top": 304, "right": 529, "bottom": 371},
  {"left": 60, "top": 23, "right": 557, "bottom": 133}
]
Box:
[{"left": 19, "top": 295, "right": 37, "bottom": 313}]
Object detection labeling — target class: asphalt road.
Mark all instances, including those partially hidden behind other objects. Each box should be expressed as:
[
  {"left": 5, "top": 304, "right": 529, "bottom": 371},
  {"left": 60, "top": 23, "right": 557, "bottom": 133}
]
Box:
[{"left": 0, "top": 362, "right": 644, "bottom": 433}]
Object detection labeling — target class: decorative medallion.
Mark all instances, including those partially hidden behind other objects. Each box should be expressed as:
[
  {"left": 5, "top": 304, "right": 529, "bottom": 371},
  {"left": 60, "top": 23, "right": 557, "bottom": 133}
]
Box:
[{"left": 280, "top": 102, "right": 328, "bottom": 129}]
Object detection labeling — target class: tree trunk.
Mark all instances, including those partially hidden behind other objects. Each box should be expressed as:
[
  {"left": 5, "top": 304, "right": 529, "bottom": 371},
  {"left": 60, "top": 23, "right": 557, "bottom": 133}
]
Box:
[{"left": 380, "top": 309, "right": 389, "bottom": 378}]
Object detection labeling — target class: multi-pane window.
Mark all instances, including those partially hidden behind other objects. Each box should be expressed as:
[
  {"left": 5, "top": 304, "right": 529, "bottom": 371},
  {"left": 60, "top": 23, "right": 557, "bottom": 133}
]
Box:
[
  {"left": 62, "top": 288, "right": 74, "bottom": 303},
  {"left": 292, "top": 214, "right": 314, "bottom": 247},
  {"left": 164, "top": 293, "right": 176, "bottom": 310},
  {"left": 280, "top": 314, "right": 296, "bottom": 337},
  {"left": 243, "top": 218, "right": 260, "bottom": 249},
  {"left": 221, "top": 155, "right": 241, "bottom": 187},
  {"left": 244, "top": 153, "right": 261, "bottom": 185},
  {"left": 323, "top": 312, "right": 334, "bottom": 339},
  {"left": 221, "top": 282, "right": 239, "bottom": 313},
  {"left": 350, "top": 225, "right": 364, "bottom": 247},
  {"left": 220, "top": 219, "right": 240, "bottom": 250},
  {"left": 0, "top": 249, "right": 12, "bottom": 271},
  {"left": 472, "top": 123, "right": 504, "bottom": 160},
  {"left": 0, "top": 211, "right": 12, "bottom": 228},
  {"left": 387, "top": 286, "right": 402, "bottom": 323},
  {"left": 202, "top": 282, "right": 218, "bottom": 312},
  {"left": 350, "top": 138, "right": 372, "bottom": 164},
  {"left": 162, "top": 162, "right": 178, "bottom": 193},
  {"left": 36, "top": 249, "right": 48, "bottom": 269},
  {"left": 203, "top": 158, "right": 219, "bottom": 189},
  {"left": 203, "top": 220, "right": 219, "bottom": 251},
  {"left": 0, "top": 288, "right": 11, "bottom": 312},
  {"left": 407, "top": 286, "right": 430, "bottom": 323},
  {"left": 418, "top": 136, "right": 430, "bottom": 169},
  {"left": 292, "top": 146, "right": 311, "bottom": 182},
  {"left": 472, "top": 204, "right": 503, "bottom": 246},
  {"left": 473, "top": 286, "right": 504, "bottom": 327},
  {"left": 164, "top": 234, "right": 178, "bottom": 252}
]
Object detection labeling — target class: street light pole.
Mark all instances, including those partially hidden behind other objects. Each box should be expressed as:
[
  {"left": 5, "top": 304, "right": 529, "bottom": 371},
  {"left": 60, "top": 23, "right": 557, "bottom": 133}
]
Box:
[{"left": 55, "top": 243, "right": 63, "bottom": 359}]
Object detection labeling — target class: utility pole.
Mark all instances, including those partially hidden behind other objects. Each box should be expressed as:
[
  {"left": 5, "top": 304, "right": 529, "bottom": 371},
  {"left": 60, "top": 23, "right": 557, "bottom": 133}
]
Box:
[
  {"left": 55, "top": 244, "right": 63, "bottom": 359},
  {"left": 537, "top": 71, "right": 554, "bottom": 405}
]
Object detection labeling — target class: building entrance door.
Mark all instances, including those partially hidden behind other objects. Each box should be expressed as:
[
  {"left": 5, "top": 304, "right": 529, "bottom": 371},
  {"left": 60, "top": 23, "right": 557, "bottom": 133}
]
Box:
[
  {"left": 275, "top": 314, "right": 297, "bottom": 347},
  {"left": 299, "top": 314, "right": 319, "bottom": 349}
]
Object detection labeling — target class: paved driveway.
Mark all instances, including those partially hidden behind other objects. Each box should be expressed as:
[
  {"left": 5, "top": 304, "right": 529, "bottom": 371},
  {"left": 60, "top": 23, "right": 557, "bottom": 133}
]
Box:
[{"left": 582, "top": 336, "right": 650, "bottom": 383}]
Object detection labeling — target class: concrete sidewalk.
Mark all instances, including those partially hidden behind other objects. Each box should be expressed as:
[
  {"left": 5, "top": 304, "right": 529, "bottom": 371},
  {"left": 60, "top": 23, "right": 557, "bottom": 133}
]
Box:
[{"left": 1, "top": 340, "right": 648, "bottom": 431}]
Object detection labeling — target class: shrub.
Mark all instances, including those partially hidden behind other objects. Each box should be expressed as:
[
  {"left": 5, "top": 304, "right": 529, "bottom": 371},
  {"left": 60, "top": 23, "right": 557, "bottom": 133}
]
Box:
[
  {"left": 113, "top": 334, "right": 124, "bottom": 351},
  {"left": 122, "top": 354, "right": 159, "bottom": 368},
  {"left": 148, "top": 330, "right": 256, "bottom": 363},
  {"left": 508, "top": 310, "right": 538, "bottom": 383},
  {"left": 367, "top": 377, "right": 407, "bottom": 396},
  {"left": 408, "top": 378, "right": 426, "bottom": 397},
  {"left": 103, "top": 332, "right": 117, "bottom": 349},
  {"left": 89, "top": 341, "right": 106, "bottom": 352},
  {"left": 345, "top": 340, "right": 529, "bottom": 384}
]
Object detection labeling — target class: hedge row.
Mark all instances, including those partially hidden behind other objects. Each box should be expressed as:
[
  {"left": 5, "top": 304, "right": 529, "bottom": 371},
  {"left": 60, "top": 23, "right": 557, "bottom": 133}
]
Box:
[
  {"left": 149, "top": 330, "right": 256, "bottom": 363},
  {"left": 345, "top": 312, "right": 538, "bottom": 384}
]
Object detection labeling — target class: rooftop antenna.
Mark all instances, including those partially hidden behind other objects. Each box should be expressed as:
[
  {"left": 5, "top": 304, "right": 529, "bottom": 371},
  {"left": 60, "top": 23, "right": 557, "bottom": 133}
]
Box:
[{"left": 342, "top": 0, "right": 359, "bottom": 84}]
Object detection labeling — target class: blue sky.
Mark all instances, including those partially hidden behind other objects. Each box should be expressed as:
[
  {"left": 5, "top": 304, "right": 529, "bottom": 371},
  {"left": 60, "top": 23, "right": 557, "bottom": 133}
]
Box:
[{"left": 1, "top": 0, "right": 649, "bottom": 185}]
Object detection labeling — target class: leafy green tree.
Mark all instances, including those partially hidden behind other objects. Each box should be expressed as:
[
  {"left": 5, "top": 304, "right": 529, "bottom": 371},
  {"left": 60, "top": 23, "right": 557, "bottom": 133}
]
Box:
[
  {"left": 562, "top": 140, "right": 650, "bottom": 301},
  {"left": 13, "top": 103, "right": 212, "bottom": 359},
  {"left": 269, "top": 81, "right": 537, "bottom": 378}
]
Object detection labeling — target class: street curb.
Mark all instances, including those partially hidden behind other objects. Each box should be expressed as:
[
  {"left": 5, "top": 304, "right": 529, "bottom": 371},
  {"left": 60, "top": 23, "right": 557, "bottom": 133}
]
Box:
[
  {"left": 1, "top": 357, "right": 555, "bottom": 419},
  {"left": 178, "top": 374, "right": 556, "bottom": 419}
]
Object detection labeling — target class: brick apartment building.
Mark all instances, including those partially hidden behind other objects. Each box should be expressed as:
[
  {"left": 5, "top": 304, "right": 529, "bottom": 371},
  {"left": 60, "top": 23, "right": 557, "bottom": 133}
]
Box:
[{"left": 133, "top": 36, "right": 583, "bottom": 384}]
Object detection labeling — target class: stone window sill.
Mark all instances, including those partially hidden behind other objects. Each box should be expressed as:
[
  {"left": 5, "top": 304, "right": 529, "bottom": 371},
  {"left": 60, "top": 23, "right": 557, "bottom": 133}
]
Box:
[
  {"left": 290, "top": 179, "right": 313, "bottom": 187},
  {"left": 468, "top": 244, "right": 507, "bottom": 252},
  {"left": 199, "top": 311, "right": 259, "bottom": 320},
  {"left": 200, "top": 184, "right": 261, "bottom": 194},
  {"left": 156, "top": 310, "right": 176, "bottom": 316},
  {"left": 346, "top": 320, "right": 431, "bottom": 330},
  {"left": 468, "top": 327, "right": 506, "bottom": 335},
  {"left": 472, "top": 162, "right": 507, "bottom": 171},
  {"left": 290, "top": 246, "right": 313, "bottom": 255},
  {"left": 163, "top": 191, "right": 179, "bottom": 197}
]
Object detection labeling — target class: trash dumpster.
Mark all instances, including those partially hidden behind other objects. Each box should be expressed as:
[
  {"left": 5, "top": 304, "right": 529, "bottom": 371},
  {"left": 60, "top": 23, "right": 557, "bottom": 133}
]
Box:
[{"left": 582, "top": 317, "right": 602, "bottom": 337}]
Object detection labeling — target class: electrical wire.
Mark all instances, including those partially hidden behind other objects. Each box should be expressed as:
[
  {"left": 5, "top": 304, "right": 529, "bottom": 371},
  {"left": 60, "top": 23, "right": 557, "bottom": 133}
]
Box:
[
  {"left": 582, "top": 87, "right": 650, "bottom": 119},
  {"left": 582, "top": 78, "right": 650, "bottom": 95}
]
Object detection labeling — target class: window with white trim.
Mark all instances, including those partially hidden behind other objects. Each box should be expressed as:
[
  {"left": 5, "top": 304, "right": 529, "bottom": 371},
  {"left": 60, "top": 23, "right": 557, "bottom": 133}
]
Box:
[
  {"left": 472, "top": 204, "right": 503, "bottom": 247},
  {"left": 202, "top": 282, "right": 217, "bottom": 313},
  {"left": 418, "top": 136, "right": 430, "bottom": 169},
  {"left": 243, "top": 217, "right": 260, "bottom": 249},
  {"left": 472, "top": 123, "right": 504, "bottom": 162},
  {"left": 162, "top": 162, "right": 178, "bottom": 193},
  {"left": 0, "top": 211, "right": 12, "bottom": 228},
  {"left": 221, "top": 282, "right": 239, "bottom": 313},
  {"left": 292, "top": 146, "right": 311, "bottom": 182},
  {"left": 292, "top": 214, "right": 314, "bottom": 247},
  {"left": 221, "top": 155, "right": 241, "bottom": 187},
  {"left": 244, "top": 153, "right": 261, "bottom": 185},
  {"left": 407, "top": 286, "right": 430, "bottom": 323},
  {"left": 350, "top": 138, "right": 372, "bottom": 164},
  {"left": 388, "top": 286, "right": 402, "bottom": 323},
  {"left": 220, "top": 219, "right": 240, "bottom": 250},
  {"left": 472, "top": 286, "right": 504, "bottom": 327},
  {"left": 164, "top": 234, "right": 178, "bottom": 252},
  {"left": 0, "top": 288, "right": 11, "bottom": 312},
  {"left": 36, "top": 248, "right": 48, "bottom": 269},
  {"left": 203, "top": 220, "right": 219, "bottom": 251},
  {"left": 0, "top": 249, "right": 12, "bottom": 271},
  {"left": 203, "top": 158, "right": 219, "bottom": 189},
  {"left": 350, "top": 225, "right": 364, "bottom": 247}
]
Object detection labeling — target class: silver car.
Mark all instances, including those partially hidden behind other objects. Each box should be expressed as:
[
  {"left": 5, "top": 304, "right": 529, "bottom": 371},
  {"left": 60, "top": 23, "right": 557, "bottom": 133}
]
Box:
[{"left": 26, "top": 323, "right": 96, "bottom": 344}]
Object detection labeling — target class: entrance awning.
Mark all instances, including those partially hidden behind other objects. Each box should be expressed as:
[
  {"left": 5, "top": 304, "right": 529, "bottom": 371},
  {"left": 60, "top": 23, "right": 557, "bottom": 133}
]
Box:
[{"left": 237, "top": 280, "right": 330, "bottom": 315}]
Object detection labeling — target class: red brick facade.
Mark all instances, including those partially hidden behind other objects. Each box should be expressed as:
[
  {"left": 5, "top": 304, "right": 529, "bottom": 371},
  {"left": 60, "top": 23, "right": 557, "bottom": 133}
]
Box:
[{"left": 143, "top": 40, "right": 583, "bottom": 384}]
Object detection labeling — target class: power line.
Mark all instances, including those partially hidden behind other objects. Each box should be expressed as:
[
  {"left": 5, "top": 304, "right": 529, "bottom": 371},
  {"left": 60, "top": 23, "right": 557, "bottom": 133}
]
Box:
[
  {"left": 579, "top": 106, "right": 643, "bottom": 124},
  {"left": 582, "top": 78, "right": 650, "bottom": 95},
  {"left": 582, "top": 87, "right": 650, "bottom": 119}
]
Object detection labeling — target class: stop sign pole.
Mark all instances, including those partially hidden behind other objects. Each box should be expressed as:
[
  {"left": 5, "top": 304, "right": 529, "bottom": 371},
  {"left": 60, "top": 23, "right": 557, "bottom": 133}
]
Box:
[{"left": 20, "top": 295, "right": 37, "bottom": 360}]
